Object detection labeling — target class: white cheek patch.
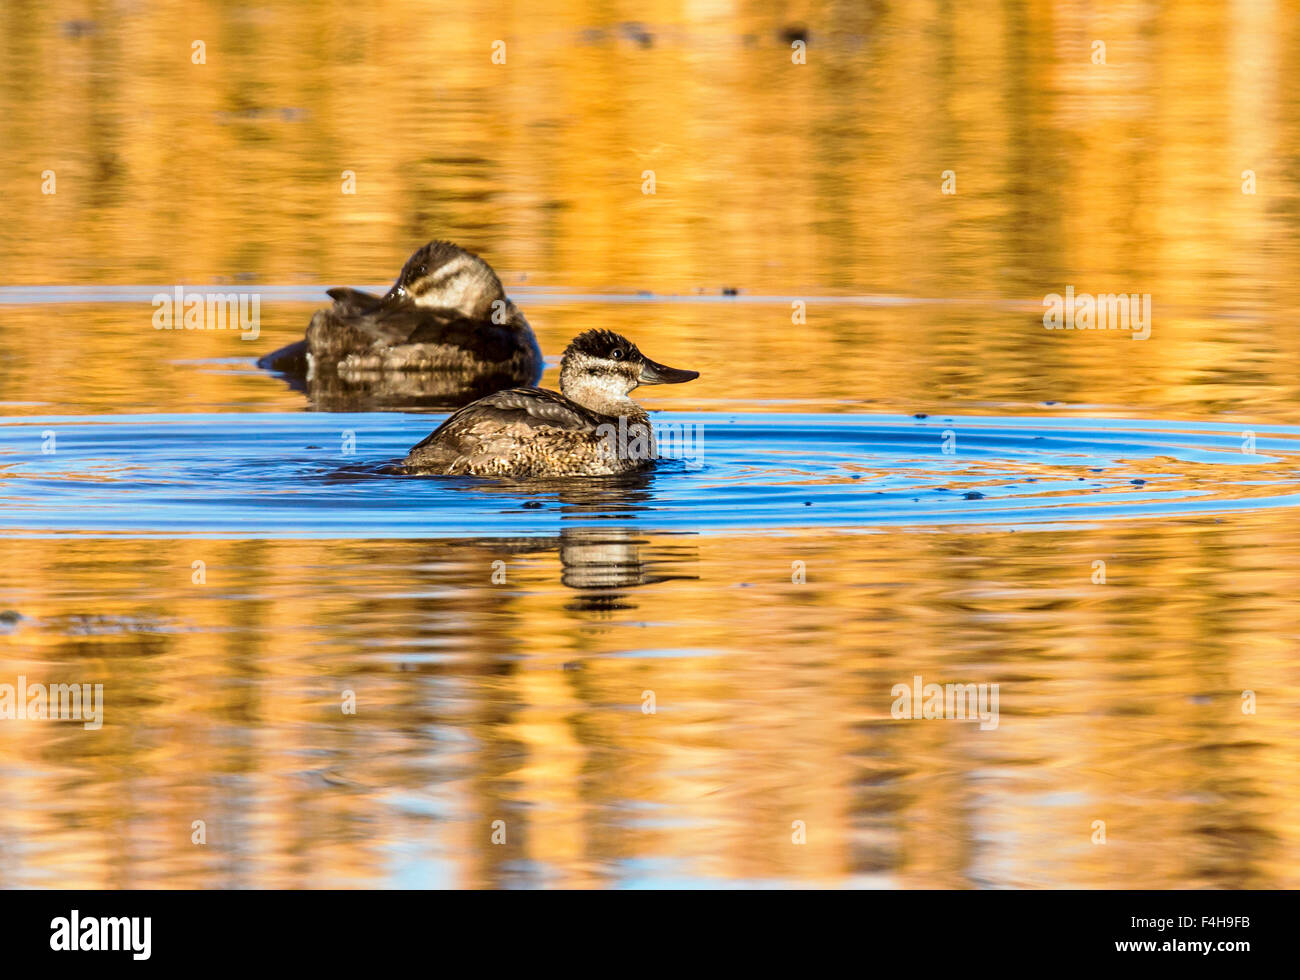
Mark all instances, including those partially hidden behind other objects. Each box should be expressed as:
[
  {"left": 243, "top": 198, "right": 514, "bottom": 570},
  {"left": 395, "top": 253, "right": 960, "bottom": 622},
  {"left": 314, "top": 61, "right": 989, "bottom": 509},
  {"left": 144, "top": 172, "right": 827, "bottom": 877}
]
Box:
[
  {"left": 561, "top": 356, "right": 641, "bottom": 411},
  {"left": 590, "top": 370, "right": 631, "bottom": 398},
  {"left": 409, "top": 256, "right": 500, "bottom": 314}
]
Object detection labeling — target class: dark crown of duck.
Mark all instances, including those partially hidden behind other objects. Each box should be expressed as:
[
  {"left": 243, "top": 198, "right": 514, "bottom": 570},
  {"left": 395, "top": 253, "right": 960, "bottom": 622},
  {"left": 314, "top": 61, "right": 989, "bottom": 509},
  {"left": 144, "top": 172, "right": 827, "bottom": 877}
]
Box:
[
  {"left": 382, "top": 240, "right": 506, "bottom": 320},
  {"left": 560, "top": 329, "right": 699, "bottom": 392}
]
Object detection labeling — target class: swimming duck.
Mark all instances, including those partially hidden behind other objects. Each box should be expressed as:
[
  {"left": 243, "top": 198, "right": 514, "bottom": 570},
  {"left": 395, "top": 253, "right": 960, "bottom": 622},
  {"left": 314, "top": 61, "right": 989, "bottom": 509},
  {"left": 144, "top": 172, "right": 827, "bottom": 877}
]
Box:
[
  {"left": 257, "top": 240, "right": 543, "bottom": 405},
  {"left": 404, "top": 329, "right": 698, "bottom": 478}
]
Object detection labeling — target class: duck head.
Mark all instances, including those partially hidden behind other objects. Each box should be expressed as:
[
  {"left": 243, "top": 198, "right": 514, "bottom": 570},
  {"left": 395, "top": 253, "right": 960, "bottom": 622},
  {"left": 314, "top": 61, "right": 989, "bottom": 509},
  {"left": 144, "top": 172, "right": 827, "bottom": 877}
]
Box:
[
  {"left": 381, "top": 240, "right": 506, "bottom": 320},
  {"left": 559, "top": 329, "right": 699, "bottom": 415}
]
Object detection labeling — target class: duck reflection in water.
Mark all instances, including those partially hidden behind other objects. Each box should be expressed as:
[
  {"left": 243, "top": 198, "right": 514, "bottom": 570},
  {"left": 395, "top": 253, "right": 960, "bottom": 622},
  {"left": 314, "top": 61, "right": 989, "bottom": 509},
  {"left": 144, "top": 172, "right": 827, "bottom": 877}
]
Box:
[
  {"left": 404, "top": 521, "right": 697, "bottom": 623},
  {"left": 437, "top": 471, "right": 696, "bottom": 610},
  {"left": 555, "top": 526, "right": 698, "bottom": 611}
]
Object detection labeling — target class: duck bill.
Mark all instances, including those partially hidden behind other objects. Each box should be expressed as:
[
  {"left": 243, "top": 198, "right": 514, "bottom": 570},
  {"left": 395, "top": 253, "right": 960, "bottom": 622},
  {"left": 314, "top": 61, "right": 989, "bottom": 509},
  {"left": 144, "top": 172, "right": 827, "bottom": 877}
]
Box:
[{"left": 638, "top": 358, "right": 700, "bottom": 385}]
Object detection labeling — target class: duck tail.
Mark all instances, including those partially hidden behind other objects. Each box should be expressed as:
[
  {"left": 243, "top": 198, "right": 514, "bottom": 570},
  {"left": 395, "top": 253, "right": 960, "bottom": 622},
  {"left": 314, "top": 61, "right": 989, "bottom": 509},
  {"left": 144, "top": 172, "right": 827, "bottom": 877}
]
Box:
[
  {"left": 256, "top": 339, "right": 309, "bottom": 374},
  {"left": 326, "top": 286, "right": 384, "bottom": 314}
]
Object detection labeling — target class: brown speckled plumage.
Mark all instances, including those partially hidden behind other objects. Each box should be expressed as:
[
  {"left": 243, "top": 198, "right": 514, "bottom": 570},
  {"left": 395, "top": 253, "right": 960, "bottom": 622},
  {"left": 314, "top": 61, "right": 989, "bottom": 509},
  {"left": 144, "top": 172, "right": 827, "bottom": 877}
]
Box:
[{"left": 404, "top": 330, "right": 698, "bottom": 478}]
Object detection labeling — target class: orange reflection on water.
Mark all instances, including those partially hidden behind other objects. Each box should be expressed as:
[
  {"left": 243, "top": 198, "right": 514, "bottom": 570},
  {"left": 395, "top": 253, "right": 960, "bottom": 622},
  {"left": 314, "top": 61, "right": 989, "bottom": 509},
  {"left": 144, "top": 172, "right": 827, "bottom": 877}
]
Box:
[{"left": 1, "top": 521, "right": 1297, "bottom": 888}]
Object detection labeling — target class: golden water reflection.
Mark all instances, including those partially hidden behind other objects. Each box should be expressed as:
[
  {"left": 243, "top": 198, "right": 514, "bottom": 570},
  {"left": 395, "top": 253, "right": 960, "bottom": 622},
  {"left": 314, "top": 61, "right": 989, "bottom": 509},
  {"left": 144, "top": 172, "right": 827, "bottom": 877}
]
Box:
[
  {"left": 1, "top": 519, "right": 1296, "bottom": 888},
  {"left": 3, "top": 301, "right": 1300, "bottom": 424},
  {"left": 2, "top": 1, "right": 1299, "bottom": 425},
  {"left": 3, "top": 2, "right": 1300, "bottom": 307}
]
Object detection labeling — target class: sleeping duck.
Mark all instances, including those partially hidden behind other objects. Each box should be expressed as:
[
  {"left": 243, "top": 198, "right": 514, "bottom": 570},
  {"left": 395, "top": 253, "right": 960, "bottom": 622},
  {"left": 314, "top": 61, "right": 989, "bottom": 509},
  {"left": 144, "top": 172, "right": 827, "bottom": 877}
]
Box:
[{"left": 258, "top": 240, "right": 543, "bottom": 408}]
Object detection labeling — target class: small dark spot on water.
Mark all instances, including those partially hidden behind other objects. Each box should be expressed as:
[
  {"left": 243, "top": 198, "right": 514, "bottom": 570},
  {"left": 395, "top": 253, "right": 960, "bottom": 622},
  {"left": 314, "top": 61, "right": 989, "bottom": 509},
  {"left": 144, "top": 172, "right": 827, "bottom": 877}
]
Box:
[
  {"left": 0, "top": 610, "right": 22, "bottom": 624},
  {"left": 850, "top": 474, "right": 861, "bottom": 480},
  {"left": 914, "top": 413, "right": 928, "bottom": 419},
  {"left": 522, "top": 501, "right": 543, "bottom": 509},
  {"left": 804, "top": 501, "right": 812, "bottom": 506},
  {"left": 964, "top": 491, "right": 984, "bottom": 500},
  {"left": 562, "top": 661, "right": 584, "bottom": 672},
  {"left": 722, "top": 287, "right": 738, "bottom": 296},
  {"left": 1044, "top": 400, "right": 1061, "bottom": 406},
  {"left": 1089, "top": 468, "right": 1104, "bottom": 473},
  {"left": 61, "top": 19, "right": 98, "bottom": 39},
  {"left": 306, "top": 445, "right": 321, "bottom": 449},
  {"left": 1131, "top": 478, "right": 1146, "bottom": 485},
  {"left": 619, "top": 22, "right": 653, "bottom": 47},
  {"left": 935, "top": 487, "right": 950, "bottom": 492},
  {"left": 780, "top": 23, "right": 809, "bottom": 44}
]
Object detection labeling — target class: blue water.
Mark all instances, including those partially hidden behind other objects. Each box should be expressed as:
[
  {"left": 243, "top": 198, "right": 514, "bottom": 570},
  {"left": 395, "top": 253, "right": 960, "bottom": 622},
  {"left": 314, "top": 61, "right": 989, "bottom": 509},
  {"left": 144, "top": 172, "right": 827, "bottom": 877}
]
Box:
[{"left": 2, "top": 411, "right": 1298, "bottom": 537}]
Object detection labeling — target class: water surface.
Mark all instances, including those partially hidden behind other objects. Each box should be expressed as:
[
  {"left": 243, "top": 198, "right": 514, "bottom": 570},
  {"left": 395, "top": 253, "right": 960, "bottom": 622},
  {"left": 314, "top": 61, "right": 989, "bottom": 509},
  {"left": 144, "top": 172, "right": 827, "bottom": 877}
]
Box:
[
  {"left": 2, "top": 1, "right": 1299, "bottom": 889},
  {"left": 3, "top": 410, "right": 1300, "bottom": 536}
]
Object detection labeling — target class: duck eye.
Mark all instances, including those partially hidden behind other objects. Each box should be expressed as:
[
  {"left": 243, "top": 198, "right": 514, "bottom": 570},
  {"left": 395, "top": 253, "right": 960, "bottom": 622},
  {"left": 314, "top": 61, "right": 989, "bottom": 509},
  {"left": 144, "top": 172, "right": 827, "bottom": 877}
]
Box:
[{"left": 610, "top": 348, "right": 624, "bottom": 360}]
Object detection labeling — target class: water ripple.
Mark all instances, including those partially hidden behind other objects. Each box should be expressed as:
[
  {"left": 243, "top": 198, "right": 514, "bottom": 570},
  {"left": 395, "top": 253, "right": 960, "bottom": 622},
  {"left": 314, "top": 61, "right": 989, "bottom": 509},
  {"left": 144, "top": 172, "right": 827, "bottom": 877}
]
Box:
[{"left": 1, "top": 412, "right": 1297, "bottom": 537}]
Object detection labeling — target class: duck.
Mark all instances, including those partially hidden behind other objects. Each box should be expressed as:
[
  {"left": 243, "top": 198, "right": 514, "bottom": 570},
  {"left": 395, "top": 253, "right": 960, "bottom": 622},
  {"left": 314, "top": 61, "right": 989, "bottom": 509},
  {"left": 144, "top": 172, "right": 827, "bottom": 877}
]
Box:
[
  {"left": 403, "top": 329, "right": 698, "bottom": 478},
  {"left": 257, "top": 240, "right": 543, "bottom": 405}
]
